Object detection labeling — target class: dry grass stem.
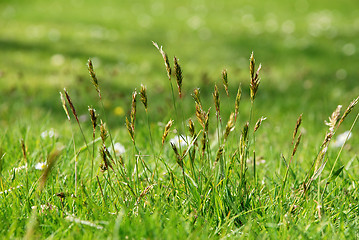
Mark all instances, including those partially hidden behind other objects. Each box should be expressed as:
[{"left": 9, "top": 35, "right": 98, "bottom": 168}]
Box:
[{"left": 174, "top": 56, "right": 183, "bottom": 98}]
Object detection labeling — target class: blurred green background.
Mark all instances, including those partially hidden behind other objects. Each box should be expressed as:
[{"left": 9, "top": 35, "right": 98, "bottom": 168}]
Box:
[{"left": 1, "top": 0, "right": 358, "bottom": 138}]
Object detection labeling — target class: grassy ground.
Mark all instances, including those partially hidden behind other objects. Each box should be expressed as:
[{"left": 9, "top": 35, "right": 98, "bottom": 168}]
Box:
[{"left": 1, "top": 0, "right": 359, "bottom": 239}]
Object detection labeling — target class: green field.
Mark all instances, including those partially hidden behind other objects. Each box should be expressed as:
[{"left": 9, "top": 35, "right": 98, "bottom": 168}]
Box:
[{"left": 1, "top": 0, "right": 359, "bottom": 239}]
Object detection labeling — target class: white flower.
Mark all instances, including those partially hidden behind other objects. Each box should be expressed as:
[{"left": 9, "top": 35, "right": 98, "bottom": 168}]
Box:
[
  {"left": 333, "top": 131, "right": 352, "bottom": 148},
  {"left": 13, "top": 163, "right": 27, "bottom": 173},
  {"left": 112, "top": 142, "right": 126, "bottom": 156},
  {"left": 41, "top": 129, "right": 56, "bottom": 139},
  {"left": 169, "top": 135, "right": 191, "bottom": 148},
  {"left": 35, "top": 162, "right": 47, "bottom": 170}
]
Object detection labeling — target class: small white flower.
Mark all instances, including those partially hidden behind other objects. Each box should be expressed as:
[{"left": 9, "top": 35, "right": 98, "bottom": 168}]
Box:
[
  {"left": 112, "top": 142, "right": 126, "bottom": 156},
  {"left": 13, "top": 163, "right": 28, "bottom": 173},
  {"left": 35, "top": 162, "right": 47, "bottom": 170},
  {"left": 333, "top": 131, "right": 352, "bottom": 148},
  {"left": 169, "top": 135, "right": 191, "bottom": 148},
  {"left": 41, "top": 129, "right": 56, "bottom": 139}
]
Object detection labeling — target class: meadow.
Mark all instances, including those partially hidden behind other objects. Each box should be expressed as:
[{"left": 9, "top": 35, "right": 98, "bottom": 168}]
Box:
[{"left": 1, "top": 0, "right": 359, "bottom": 239}]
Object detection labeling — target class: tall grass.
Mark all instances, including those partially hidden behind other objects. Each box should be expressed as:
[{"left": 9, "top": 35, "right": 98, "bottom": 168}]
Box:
[{"left": 2, "top": 44, "right": 358, "bottom": 239}]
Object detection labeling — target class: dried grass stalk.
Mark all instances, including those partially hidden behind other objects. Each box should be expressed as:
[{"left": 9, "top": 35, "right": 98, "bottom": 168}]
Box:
[{"left": 131, "top": 91, "right": 137, "bottom": 130}]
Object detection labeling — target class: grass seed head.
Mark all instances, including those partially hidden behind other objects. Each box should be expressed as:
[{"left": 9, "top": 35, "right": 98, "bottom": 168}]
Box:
[
  {"left": 188, "top": 119, "right": 195, "bottom": 137},
  {"left": 170, "top": 143, "right": 183, "bottom": 168},
  {"left": 174, "top": 56, "right": 183, "bottom": 98},
  {"left": 87, "top": 59, "right": 101, "bottom": 97},
  {"left": 338, "top": 96, "right": 359, "bottom": 127},
  {"left": 88, "top": 106, "right": 98, "bottom": 131},
  {"left": 292, "top": 132, "right": 302, "bottom": 157},
  {"left": 140, "top": 84, "right": 148, "bottom": 111},
  {"left": 195, "top": 103, "right": 205, "bottom": 128},
  {"left": 131, "top": 91, "right": 137, "bottom": 129},
  {"left": 100, "top": 119, "right": 108, "bottom": 143},
  {"left": 254, "top": 116, "right": 267, "bottom": 133},
  {"left": 222, "top": 69, "right": 229, "bottom": 96},
  {"left": 249, "top": 52, "right": 261, "bottom": 101},
  {"left": 126, "top": 117, "right": 135, "bottom": 144},
  {"left": 325, "top": 105, "right": 342, "bottom": 132},
  {"left": 63, "top": 88, "right": 79, "bottom": 124},
  {"left": 60, "top": 92, "right": 71, "bottom": 121},
  {"left": 162, "top": 120, "right": 174, "bottom": 145},
  {"left": 153, "top": 41, "right": 172, "bottom": 80},
  {"left": 292, "top": 114, "right": 303, "bottom": 144},
  {"left": 224, "top": 112, "right": 235, "bottom": 142},
  {"left": 192, "top": 88, "right": 201, "bottom": 105},
  {"left": 235, "top": 85, "right": 242, "bottom": 120},
  {"left": 215, "top": 146, "right": 224, "bottom": 163},
  {"left": 213, "top": 84, "right": 220, "bottom": 116}
]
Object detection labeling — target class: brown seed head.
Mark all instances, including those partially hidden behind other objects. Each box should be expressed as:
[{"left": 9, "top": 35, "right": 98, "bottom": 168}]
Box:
[
  {"left": 162, "top": 120, "right": 174, "bottom": 145},
  {"left": 174, "top": 56, "right": 183, "bottom": 98},
  {"left": 130, "top": 91, "right": 137, "bottom": 129},
  {"left": 338, "top": 96, "right": 359, "bottom": 127},
  {"left": 224, "top": 113, "right": 235, "bottom": 142},
  {"left": 63, "top": 88, "right": 79, "bottom": 124},
  {"left": 87, "top": 59, "right": 100, "bottom": 97},
  {"left": 213, "top": 84, "right": 220, "bottom": 116},
  {"left": 235, "top": 85, "right": 242, "bottom": 120},
  {"left": 153, "top": 41, "right": 172, "bottom": 80},
  {"left": 292, "top": 114, "right": 303, "bottom": 144},
  {"left": 139, "top": 84, "right": 148, "bottom": 111},
  {"left": 100, "top": 119, "right": 108, "bottom": 143},
  {"left": 254, "top": 116, "right": 267, "bottom": 133},
  {"left": 60, "top": 92, "right": 71, "bottom": 121},
  {"left": 222, "top": 69, "right": 229, "bottom": 96},
  {"left": 188, "top": 119, "right": 195, "bottom": 137},
  {"left": 88, "top": 106, "right": 98, "bottom": 131}
]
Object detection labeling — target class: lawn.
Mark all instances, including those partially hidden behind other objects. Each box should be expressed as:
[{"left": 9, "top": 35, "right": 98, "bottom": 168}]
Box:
[{"left": 0, "top": 0, "right": 359, "bottom": 239}]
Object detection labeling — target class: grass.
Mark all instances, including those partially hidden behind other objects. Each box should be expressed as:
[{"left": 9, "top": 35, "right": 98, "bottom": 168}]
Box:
[{"left": 1, "top": 0, "right": 359, "bottom": 239}]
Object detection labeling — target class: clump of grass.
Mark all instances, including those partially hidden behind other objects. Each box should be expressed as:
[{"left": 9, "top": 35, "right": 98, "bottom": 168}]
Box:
[{"left": 15, "top": 44, "right": 359, "bottom": 239}]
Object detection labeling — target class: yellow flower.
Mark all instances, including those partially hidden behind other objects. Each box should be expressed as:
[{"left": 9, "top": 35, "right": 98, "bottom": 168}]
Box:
[{"left": 114, "top": 106, "right": 124, "bottom": 116}]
